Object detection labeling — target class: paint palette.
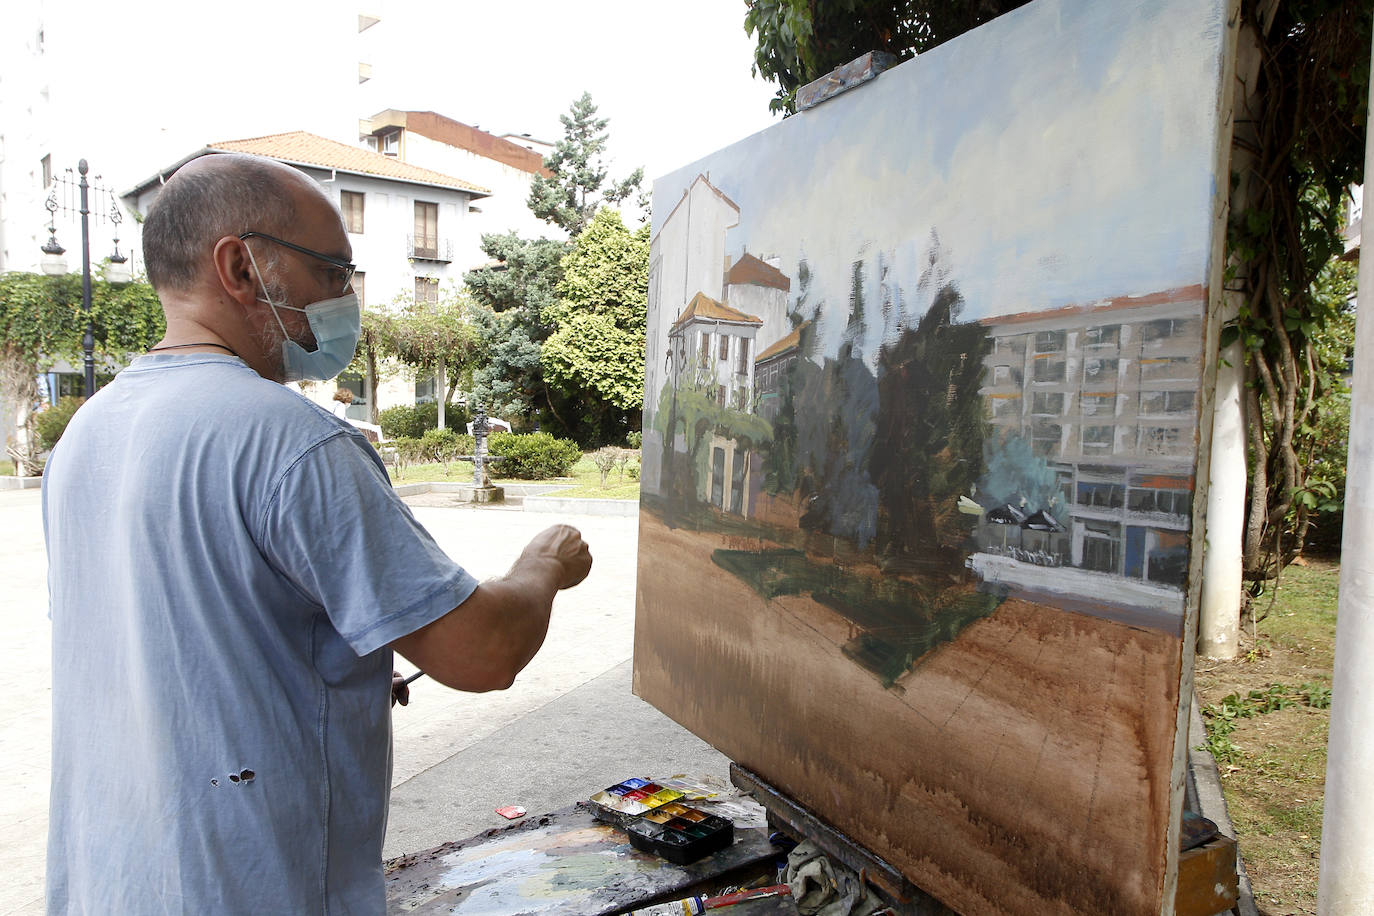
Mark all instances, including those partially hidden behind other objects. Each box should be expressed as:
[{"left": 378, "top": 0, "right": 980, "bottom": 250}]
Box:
[
  {"left": 626, "top": 803, "right": 734, "bottom": 865},
  {"left": 586, "top": 778, "right": 686, "bottom": 827}
]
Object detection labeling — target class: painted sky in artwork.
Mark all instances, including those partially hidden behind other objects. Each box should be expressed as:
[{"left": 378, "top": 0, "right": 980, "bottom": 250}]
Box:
[{"left": 650, "top": 0, "right": 1227, "bottom": 363}]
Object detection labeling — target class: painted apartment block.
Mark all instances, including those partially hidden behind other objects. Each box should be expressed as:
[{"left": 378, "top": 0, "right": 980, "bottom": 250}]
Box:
[
  {"left": 123, "top": 132, "right": 489, "bottom": 422},
  {"left": 975, "top": 285, "right": 1205, "bottom": 593}
]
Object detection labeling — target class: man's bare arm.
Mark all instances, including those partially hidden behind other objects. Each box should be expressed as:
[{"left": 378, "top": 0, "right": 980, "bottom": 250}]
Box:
[{"left": 390, "top": 525, "right": 592, "bottom": 692}]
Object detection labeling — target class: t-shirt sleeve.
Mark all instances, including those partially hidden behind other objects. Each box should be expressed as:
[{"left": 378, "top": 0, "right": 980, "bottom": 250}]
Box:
[{"left": 258, "top": 431, "right": 479, "bottom": 656}]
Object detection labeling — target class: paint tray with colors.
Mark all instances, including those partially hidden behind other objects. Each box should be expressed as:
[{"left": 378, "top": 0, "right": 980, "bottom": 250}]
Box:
[
  {"left": 586, "top": 778, "right": 685, "bottom": 826},
  {"left": 626, "top": 804, "right": 734, "bottom": 865}
]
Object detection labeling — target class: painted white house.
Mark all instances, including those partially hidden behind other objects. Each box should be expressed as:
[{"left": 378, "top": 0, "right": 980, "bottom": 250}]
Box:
[
  {"left": 642, "top": 175, "right": 741, "bottom": 491},
  {"left": 122, "top": 131, "right": 490, "bottom": 424},
  {"left": 359, "top": 110, "right": 562, "bottom": 246}
]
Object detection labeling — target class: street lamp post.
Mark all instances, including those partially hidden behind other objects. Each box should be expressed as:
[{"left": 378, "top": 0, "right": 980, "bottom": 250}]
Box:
[{"left": 40, "top": 160, "right": 127, "bottom": 398}]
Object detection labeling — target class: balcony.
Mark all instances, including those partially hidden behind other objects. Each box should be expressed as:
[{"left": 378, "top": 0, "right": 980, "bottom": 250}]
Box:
[{"left": 407, "top": 236, "right": 454, "bottom": 264}]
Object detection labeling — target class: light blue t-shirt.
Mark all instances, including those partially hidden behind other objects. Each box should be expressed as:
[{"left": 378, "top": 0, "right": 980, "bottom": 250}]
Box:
[{"left": 43, "top": 354, "right": 479, "bottom": 915}]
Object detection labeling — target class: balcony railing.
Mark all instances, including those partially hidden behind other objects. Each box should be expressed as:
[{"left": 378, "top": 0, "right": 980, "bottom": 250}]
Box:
[{"left": 407, "top": 236, "right": 454, "bottom": 264}]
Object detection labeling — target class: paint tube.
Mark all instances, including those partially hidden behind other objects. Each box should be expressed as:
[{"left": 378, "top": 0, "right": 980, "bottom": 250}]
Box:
[
  {"left": 627, "top": 898, "right": 705, "bottom": 916},
  {"left": 702, "top": 884, "right": 793, "bottom": 908}
]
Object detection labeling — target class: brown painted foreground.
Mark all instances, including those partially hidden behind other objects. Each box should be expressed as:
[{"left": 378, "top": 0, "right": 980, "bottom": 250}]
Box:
[{"left": 634, "top": 511, "right": 1180, "bottom": 916}]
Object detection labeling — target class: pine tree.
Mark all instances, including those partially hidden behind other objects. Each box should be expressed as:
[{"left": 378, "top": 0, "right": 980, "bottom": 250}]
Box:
[{"left": 527, "top": 93, "right": 644, "bottom": 236}]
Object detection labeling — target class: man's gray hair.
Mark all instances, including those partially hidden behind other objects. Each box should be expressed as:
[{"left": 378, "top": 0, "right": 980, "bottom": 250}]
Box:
[{"left": 142, "top": 153, "right": 299, "bottom": 293}]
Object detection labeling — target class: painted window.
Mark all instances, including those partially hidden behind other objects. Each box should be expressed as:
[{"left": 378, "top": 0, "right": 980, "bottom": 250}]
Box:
[
  {"left": 737, "top": 339, "right": 750, "bottom": 374},
  {"left": 990, "top": 396, "right": 1021, "bottom": 418},
  {"left": 1080, "top": 394, "right": 1114, "bottom": 417},
  {"left": 341, "top": 191, "right": 365, "bottom": 234},
  {"left": 989, "top": 364, "right": 1021, "bottom": 386},
  {"left": 1140, "top": 357, "right": 1193, "bottom": 381},
  {"left": 1140, "top": 426, "right": 1189, "bottom": 455},
  {"left": 1030, "top": 419, "right": 1062, "bottom": 455},
  {"left": 1128, "top": 488, "right": 1192, "bottom": 516},
  {"left": 1031, "top": 392, "right": 1064, "bottom": 415},
  {"left": 1082, "top": 425, "right": 1115, "bottom": 452},
  {"left": 1140, "top": 317, "right": 1199, "bottom": 343},
  {"left": 1082, "top": 521, "right": 1122, "bottom": 574},
  {"left": 720, "top": 334, "right": 731, "bottom": 361},
  {"left": 1082, "top": 324, "right": 1120, "bottom": 347},
  {"left": 1032, "top": 357, "right": 1066, "bottom": 383},
  {"left": 1082, "top": 357, "right": 1118, "bottom": 384},
  {"left": 1077, "top": 481, "right": 1123, "bottom": 508},
  {"left": 1034, "top": 330, "right": 1066, "bottom": 353},
  {"left": 1139, "top": 390, "right": 1195, "bottom": 415}
]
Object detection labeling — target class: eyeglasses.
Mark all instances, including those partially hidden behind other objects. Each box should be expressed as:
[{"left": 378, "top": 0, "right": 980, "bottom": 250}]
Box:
[{"left": 239, "top": 231, "right": 356, "bottom": 294}]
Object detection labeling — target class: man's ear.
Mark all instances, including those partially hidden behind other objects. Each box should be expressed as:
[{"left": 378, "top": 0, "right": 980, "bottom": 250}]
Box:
[{"left": 213, "top": 236, "right": 260, "bottom": 307}]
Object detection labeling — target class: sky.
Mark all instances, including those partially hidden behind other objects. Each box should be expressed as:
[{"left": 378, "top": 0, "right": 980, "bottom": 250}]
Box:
[
  {"left": 651, "top": 0, "right": 1228, "bottom": 362},
  {"left": 35, "top": 0, "right": 780, "bottom": 197}
]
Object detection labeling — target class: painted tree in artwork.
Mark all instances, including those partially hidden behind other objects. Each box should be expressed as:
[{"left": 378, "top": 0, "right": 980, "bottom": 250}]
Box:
[
  {"left": 793, "top": 261, "right": 881, "bottom": 548},
  {"left": 869, "top": 276, "right": 990, "bottom": 572}
]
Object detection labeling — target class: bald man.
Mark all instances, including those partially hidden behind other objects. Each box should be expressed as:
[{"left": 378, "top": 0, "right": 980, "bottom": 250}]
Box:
[{"left": 42, "top": 153, "right": 591, "bottom": 913}]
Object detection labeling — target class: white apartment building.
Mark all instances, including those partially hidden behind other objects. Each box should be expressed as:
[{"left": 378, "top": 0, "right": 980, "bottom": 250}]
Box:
[
  {"left": 123, "top": 131, "right": 490, "bottom": 423},
  {"left": 359, "top": 110, "right": 561, "bottom": 246}
]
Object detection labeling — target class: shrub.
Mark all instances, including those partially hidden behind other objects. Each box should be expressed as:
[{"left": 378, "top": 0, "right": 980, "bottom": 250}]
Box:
[
  {"left": 626, "top": 431, "right": 643, "bottom": 449},
  {"left": 378, "top": 402, "right": 472, "bottom": 440},
  {"left": 390, "top": 437, "right": 426, "bottom": 472},
  {"left": 591, "top": 446, "right": 619, "bottom": 488},
  {"left": 34, "top": 397, "right": 85, "bottom": 451},
  {"left": 420, "top": 428, "right": 476, "bottom": 474},
  {"left": 488, "top": 432, "right": 581, "bottom": 480}
]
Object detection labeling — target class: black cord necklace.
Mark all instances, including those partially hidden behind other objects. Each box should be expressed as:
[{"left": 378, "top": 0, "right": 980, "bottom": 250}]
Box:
[{"left": 147, "top": 342, "right": 240, "bottom": 357}]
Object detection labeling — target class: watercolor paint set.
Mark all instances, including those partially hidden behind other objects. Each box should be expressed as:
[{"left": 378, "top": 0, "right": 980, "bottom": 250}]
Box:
[
  {"left": 626, "top": 803, "right": 734, "bottom": 865},
  {"left": 587, "top": 778, "right": 735, "bottom": 864},
  {"left": 587, "top": 777, "right": 687, "bottom": 827}
]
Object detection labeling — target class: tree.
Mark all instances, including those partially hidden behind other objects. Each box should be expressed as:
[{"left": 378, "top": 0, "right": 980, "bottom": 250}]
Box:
[
  {"left": 527, "top": 93, "right": 645, "bottom": 236},
  {"left": 383, "top": 288, "right": 481, "bottom": 430},
  {"left": 463, "top": 232, "right": 570, "bottom": 424},
  {"left": 744, "top": 0, "right": 1030, "bottom": 114},
  {"left": 1224, "top": 0, "right": 1371, "bottom": 578},
  {"left": 541, "top": 209, "right": 650, "bottom": 444},
  {"left": 0, "top": 272, "right": 164, "bottom": 474}
]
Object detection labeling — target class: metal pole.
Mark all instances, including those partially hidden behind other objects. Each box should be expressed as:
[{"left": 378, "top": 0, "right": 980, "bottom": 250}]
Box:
[
  {"left": 1316, "top": 26, "right": 1374, "bottom": 913},
  {"left": 78, "top": 160, "right": 95, "bottom": 398}
]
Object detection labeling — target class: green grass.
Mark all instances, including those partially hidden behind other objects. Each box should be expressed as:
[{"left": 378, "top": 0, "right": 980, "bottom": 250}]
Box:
[
  {"left": 389, "top": 453, "right": 641, "bottom": 500},
  {"left": 0, "top": 460, "right": 14, "bottom": 476},
  {"left": 1194, "top": 558, "right": 1340, "bottom": 913}
]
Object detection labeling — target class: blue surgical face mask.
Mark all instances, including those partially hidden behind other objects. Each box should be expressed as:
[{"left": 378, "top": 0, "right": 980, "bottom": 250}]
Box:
[{"left": 247, "top": 249, "right": 362, "bottom": 382}]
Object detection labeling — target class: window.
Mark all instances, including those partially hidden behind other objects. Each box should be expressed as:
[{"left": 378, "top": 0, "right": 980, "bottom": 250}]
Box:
[
  {"left": 341, "top": 191, "right": 364, "bottom": 234},
  {"left": 1032, "top": 357, "right": 1066, "bottom": 383},
  {"left": 1082, "top": 325, "right": 1120, "bottom": 348},
  {"left": 1031, "top": 392, "right": 1064, "bottom": 415},
  {"left": 415, "top": 376, "right": 436, "bottom": 403},
  {"left": 352, "top": 271, "right": 365, "bottom": 308},
  {"left": 737, "top": 339, "right": 749, "bottom": 374},
  {"left": 1077, "top": 481, "right": 1123, "bottom": 509},
  {"left": 717, "top": 385, "right": 727, "bottom": 406},
  {"left": 719, "top": 334, "right": 730, "bottom": 360},
  {"left": 994, "top": 336, "right": 1025, "bottom": 356},
  {"left": 1034, "top": 330, "right": 1066, "bottom": 353},
  {"left": 40, "top": 154, "right": 51, "bottom": 187},
  {"left": 698, "top": 331, "right": 711, "bottom": 367},
  {"left": 380, "top": 129, "right": 401, "bottom": 157},
  {"left": 1082, "top": 425, "right": 1115, "bottom": 453},
  {"left": 414, "top": 201, "right": 438, "bottom": 257},
  {"left": 415, "top": 276, "right": 438, "bottom": 305},
  {"left": 338, "top": 372, "right": 366, "bottom": 408},
  {"left": 1139, "top": 390, "right": 1195, "bottom": 415}
]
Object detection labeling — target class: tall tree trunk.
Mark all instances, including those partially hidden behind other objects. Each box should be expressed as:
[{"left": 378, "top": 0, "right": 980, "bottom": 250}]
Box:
[{"left": 437, "top": 357, "right": 447, "bottom": 430}]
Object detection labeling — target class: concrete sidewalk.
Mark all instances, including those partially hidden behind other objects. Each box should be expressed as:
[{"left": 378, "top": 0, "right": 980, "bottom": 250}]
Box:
[{"left": 0, "top": 489, "right": 723, "bottom": 915}]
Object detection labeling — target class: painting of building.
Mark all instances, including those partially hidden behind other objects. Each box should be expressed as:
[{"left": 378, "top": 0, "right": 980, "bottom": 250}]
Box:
[{"left": 634, "top": 0, "right": 1233, "bottom": 913}]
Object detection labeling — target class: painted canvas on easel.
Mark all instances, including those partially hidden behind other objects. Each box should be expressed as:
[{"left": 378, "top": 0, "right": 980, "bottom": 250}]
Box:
[{"left": 634, "top": 0, "right": 1231, "bottom": 913}]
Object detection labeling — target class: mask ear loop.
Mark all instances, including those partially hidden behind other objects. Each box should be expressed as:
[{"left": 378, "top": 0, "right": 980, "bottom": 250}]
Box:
[{"left": 244, "top": 244, "right": 295, "bottom": 341}]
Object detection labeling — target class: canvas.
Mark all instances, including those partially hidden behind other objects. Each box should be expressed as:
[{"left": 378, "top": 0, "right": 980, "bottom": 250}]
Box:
[{"left": 633, "top": 0, "right": 1234, "bottom": 913}]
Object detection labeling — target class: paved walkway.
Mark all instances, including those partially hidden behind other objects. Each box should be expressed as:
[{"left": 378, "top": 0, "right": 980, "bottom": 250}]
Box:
[{"left": 0, "top": 489, "right": 728, "bottom": 914}]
